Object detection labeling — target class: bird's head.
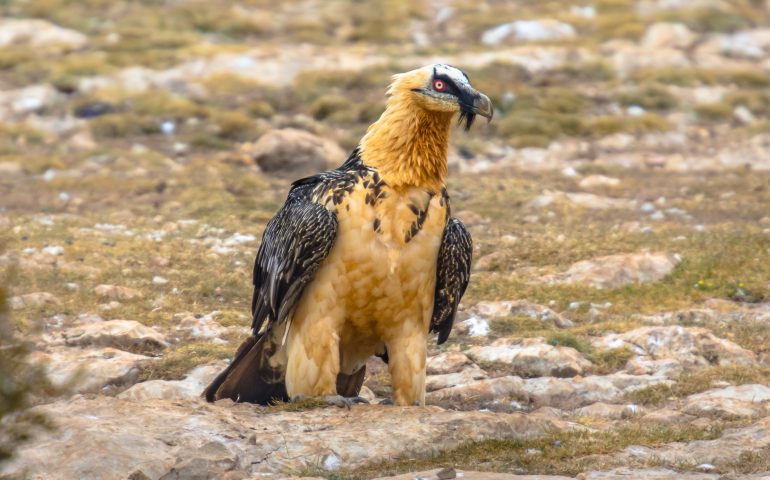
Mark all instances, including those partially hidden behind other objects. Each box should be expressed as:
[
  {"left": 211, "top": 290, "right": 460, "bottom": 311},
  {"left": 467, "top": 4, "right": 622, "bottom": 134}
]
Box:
[{"left": 388, "top": 64, "right": 493, "bottom": 130}]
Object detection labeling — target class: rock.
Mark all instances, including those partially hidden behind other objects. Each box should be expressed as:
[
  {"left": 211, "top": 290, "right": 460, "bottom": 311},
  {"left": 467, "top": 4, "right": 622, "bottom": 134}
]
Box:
[
  {"left": 0, "top": 161, "right": 23, "bottom": 175},
  {"left": 715, "top": 29, "right": 770, "bottom": 60},
  {"left": 9, "top": 292, "right": 61, "bottom": 309},
  {"left": 0, "top": 84, "right": 59, "bottom": 115},
  {"left": 545, "top": 252, "right": 680, "bottom": 289},
  {"left": 94, "top": 284, "right": 144, "bottom": 301},
  {"left": 455, "top": 209, "right": 485, "bottom": 226},
  {"left": 249, "top": 128, "right": 344, "bottom": 176},
  {"left": 641, "top": 23, "right": 696, "bottom": 49},
  {"left": 455, "top": 315, "right": 490, "bottom": 338},
  {"left": 160, "top": 441, "right": 237, "bottom": 480},
  {"left": 119, "top": 365, "right": 223, "bottom": 402},
  {"left": 734, "top": 105, "right": 756, "bottom": 125},
  {"left": 574, "top": 402, "right": 645, "bottom": 420},
  {"left": 0, "top": 19, "right": 87, "bottom": 49},
  {"left": 474, "top": 251, "right": 507, "bottom": 272},
  {"left": 426, "top": 365, "right": 488, "bottom": 392},
  {"left": 61, "top": 320, "right": 169, "bottom": 352},
  {"left": 593, "top": 326, "right": 756, "bottom": 372},
  {"left": 466, "top": 338, "right": 592, "bottom": 378},
  {"left": 640, "top": 408, "right": 696, "bottom": 425},
  {"left": 581, "top": 468, "right": 719, "bottom": 479},
  {"left": 30, "top": 347, "right": 154, "bottom": 394},
  {"left": 683, "top": 384, "right": 770, "bottom": 420},
  {"left": 624, "top": 357, "right": 683, "bottom": 378},
  {"left": 605, "top": 41, "right": 689, "bottom": 76},
  {"left": 426, "top": 352, "right": 473, "bottom": 375},
  {"left": 521, "top": 373, "right": 670, "bottom": 410},
  {"left": 0, "top": 397, "right": 570, "bottom": 479},
  {"left": 578, "top": 175, "right": 621, "bottom": 189},
  {"left": 528, "top": 191, "right": 636, "bottom": 210},
  {"left": 481, "top": 20, "right": 576, "bottom": 45},
  {"left": 427, "top": 376, "right": 527, "bottom": 408},
  {"left": 473, "top": 300, "right": 573, "bottom": 328},
  {"left": 377, "top": 470, "right": 572, "bottom": 479},
  {"left": 428, "top": 373, "right": 668, "bottom": 410},
  {"left": 174, "top": 311, "right": 249, "bottom": 340}
]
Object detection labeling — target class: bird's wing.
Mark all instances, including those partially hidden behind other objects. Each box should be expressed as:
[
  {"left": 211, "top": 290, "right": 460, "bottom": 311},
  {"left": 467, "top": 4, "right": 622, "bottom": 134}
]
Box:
[
  {"left": 430, "top": 217, "right": 473, "bottom": 344},
  {"left": 250, "top": 180, "right": 339, "bottom": 335}
]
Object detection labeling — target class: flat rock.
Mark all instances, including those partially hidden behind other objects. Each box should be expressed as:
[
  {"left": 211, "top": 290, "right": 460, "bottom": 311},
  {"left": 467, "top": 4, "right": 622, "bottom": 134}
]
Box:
[
  {"left": 427, "top": 352, "right": 474, "bottom": 375},
  {"left": 427, "top": 376, "right": 527, "bottom": 408},
  {"left": 522, "top": 374, "right": 670, "bottom": 410},
  {"left": 593, "top": 326, "right": 756, "bottom": 373},
  {"left": 683, "top": 384, "right": 770, "bottom": 420},
  {"left": 250, "top": 128, "right": 344, "bottom": 177},
  {"left": 61, "top": 319, "right": 169, "bottom": 352},
  {"left": 574, "top": 402, "right": 644, "bottom": 420},
  {"left": 426, "top": 365, "right": 488, "bottom": 392},
  {"left": 119, "top": 363, "right": 225, "bottom": 402},
  {"left": 466, "top": 338, "right": 591, "bottom": 378},
  {"left": 545, "top": 252, "right": 680, "bottom": 289},
  {"left": 94, "top": 284, "right": 144, "bottom": 301},
  {"left": 0, "top": 397, "right": 571, "bottom": 480},
  {"left": 30, "top": 347, "right": 154, "bottom": 394},
  {"left": 427, "top": 373, "right": 669, "bottom": 410}
]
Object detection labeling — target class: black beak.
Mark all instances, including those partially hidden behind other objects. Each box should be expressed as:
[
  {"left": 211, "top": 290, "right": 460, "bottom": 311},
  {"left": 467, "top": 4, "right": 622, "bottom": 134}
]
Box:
[{"left": 459, "top": 91, "right": 493, "bottom": 131}]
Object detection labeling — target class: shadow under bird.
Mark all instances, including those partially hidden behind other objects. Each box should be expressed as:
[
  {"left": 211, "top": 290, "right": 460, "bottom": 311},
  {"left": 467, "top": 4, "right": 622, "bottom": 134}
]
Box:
[{"left": 203, "top": 64, "right": 493, "bottom": 407}]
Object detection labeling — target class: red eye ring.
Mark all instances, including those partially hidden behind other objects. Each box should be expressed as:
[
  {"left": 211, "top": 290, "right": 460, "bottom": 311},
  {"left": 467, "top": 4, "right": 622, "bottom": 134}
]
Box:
[{"left": 433, "top": 79, "right": 445, "bottom": 91}]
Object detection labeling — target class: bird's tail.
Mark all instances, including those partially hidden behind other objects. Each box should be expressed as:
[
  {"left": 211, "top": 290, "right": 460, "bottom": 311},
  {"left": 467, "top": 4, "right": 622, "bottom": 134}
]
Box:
[
  {"left": 202, "top": 333, "right": 288, "bottom": 404},
  {"left": 203, "top": 329, "right": 369, "bottom": 404}
]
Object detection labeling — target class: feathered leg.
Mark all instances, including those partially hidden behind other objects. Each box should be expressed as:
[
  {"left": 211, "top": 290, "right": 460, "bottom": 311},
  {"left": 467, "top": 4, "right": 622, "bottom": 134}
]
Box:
[{"left": 386, "top": 328, "right": 428, "bottom": 406}]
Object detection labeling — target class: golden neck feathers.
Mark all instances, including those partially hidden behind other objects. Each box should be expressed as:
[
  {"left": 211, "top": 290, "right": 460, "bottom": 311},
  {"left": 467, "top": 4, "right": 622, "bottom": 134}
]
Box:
[{"left": 359, "top": 73, "right": 453, "bottom": 194}]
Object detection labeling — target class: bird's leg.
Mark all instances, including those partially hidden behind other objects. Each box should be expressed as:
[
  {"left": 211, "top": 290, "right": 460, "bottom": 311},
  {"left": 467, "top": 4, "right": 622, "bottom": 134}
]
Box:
[
  {"left": 285, "top": 306, "right": 345, "bottom": 400},
  {"left": 386, "top": 333, "right": 427, "bottom": 406}
]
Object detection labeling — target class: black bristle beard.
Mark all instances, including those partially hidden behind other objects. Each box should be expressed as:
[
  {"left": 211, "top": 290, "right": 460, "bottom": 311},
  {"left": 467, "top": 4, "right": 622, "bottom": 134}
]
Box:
[{"left": 458, "top": 110, "right": 476, "bottom": 131}]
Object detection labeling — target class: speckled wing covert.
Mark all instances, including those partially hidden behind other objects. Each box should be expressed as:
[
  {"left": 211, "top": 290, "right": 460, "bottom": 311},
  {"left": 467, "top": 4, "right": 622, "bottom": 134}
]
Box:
[
  {"left": 250, "top": 181, "right": 339, "bottom": 335},
  {"left": 430, "top": 217, "right": 472, "bottom": 344}
]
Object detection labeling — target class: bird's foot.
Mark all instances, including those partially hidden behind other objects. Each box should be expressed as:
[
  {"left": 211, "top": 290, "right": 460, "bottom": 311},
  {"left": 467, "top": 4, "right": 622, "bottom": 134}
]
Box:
[
  {"left": 378, "top": 397, "right": 423, "bottom": 406},
  {"left": 292, "top": 394, "right": 369, "bottom": 410}
]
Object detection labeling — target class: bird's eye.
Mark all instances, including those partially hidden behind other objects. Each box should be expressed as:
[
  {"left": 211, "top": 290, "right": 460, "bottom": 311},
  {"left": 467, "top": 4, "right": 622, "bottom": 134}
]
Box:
[{"left": 433, "top": 80, "right": 445, "bottom": 91}]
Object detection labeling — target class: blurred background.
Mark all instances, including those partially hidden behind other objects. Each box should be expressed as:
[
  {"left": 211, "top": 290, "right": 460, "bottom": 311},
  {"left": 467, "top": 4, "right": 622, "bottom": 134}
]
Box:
[{"left": 3, "top": 0, "right": 770, "bottom": 473}]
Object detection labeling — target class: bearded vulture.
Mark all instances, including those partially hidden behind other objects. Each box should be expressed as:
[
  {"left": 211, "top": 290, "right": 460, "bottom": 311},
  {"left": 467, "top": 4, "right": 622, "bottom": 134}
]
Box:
[{"left": 204, "top": 64, "right": 492, "bottom": 407}]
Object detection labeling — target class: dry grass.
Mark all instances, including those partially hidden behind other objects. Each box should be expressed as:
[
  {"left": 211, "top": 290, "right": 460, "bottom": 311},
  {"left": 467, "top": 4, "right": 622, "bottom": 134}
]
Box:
[{"left": 329, "top": 421, "right": 722, "bottom": 479}]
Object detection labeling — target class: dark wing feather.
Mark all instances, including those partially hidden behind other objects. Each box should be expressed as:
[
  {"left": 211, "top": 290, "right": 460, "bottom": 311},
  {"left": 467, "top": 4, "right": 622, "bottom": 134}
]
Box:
[
  {"left": 250, "top": 185, "right": 338, "bottom": 335},
  {"left": 430, "top": 217, "right": 472, "bottom": 344}
]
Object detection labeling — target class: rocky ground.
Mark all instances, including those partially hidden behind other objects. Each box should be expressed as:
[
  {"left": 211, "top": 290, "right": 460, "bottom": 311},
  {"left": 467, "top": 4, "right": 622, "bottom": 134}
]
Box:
[{"left": 2, "top": 0, "right": 770, "bottom": 479}]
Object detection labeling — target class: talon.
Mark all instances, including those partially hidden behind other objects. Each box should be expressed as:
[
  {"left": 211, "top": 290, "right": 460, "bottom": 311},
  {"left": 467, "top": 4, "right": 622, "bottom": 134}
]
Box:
[{"left": 379, "top": 398, "right": 394, "bottom": 405}]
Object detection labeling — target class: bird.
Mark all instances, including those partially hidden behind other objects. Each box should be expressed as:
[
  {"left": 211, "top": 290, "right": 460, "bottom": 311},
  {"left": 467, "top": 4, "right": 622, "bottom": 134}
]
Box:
[{"left": 203, "top": 64, "right": 492, "bottom": 407}]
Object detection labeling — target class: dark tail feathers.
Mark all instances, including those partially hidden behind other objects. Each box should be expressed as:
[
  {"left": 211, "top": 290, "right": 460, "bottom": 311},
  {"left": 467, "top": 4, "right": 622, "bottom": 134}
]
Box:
[{"left": 202, "top": 334, "right": 288, "bottom": 404}]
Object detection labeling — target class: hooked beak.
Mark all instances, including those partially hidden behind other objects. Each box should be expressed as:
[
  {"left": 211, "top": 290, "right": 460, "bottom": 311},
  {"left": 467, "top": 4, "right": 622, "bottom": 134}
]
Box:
[{"left": 472, "top": 92, "right": 494, "bottom": 121}]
